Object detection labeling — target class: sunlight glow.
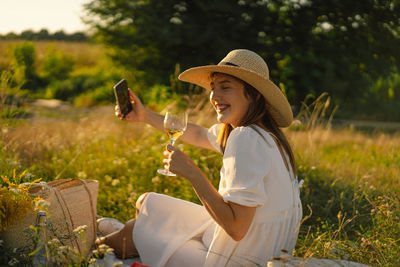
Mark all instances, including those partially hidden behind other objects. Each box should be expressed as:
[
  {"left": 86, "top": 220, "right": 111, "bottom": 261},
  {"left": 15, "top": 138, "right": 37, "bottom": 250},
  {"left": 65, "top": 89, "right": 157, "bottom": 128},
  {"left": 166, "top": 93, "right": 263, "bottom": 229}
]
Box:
[{"left": 0, "top": 0, "right": 90, "bottom": 34}]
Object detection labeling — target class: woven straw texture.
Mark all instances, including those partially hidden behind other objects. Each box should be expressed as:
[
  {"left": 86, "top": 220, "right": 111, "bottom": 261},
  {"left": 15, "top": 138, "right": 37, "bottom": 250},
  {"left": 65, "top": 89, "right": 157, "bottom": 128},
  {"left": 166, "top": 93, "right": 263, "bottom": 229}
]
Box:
[{"left": 0, "top": 179, "right": 98, "bottom": 256}]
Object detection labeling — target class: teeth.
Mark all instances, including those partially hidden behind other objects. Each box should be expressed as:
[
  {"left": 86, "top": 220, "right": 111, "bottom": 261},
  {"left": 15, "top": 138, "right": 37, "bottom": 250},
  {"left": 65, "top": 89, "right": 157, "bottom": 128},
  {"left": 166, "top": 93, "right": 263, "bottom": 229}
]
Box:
[{"left": 216, "top": 104, "right": 229, "bottom": 112}]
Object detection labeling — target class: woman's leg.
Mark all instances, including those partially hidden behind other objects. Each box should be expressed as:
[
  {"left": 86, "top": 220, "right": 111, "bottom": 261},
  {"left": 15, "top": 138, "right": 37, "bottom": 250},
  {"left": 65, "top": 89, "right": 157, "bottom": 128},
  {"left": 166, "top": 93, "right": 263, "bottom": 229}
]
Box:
[
  {"left": 164, "top": 238, "right": 208, "bottom": 267},
  {"left": 96, "top": 192, "right": 150, "bottom": 258},
  {"left": 96, "top": 218, "right": 138, "bottom": 258}
]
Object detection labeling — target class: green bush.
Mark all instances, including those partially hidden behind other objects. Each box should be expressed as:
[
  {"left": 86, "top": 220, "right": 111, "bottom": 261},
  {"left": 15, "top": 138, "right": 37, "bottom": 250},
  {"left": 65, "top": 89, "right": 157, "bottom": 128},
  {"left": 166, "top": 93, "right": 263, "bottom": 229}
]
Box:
[
  {"left": 45, "top": 79, "right": 80, "bottom": 101},
  {"left": 0, "top": 107, "right": 31, "bottom": 119},
  {"left": 12, "top": 42, "right": 41, "bottom": 90},
  {"left": 73, "top": 82, "right": 115, "bottom": 107},
  {"left": 142, "top": 83, "right": 188, "bottom": 112},
  {"left": 41, "top": 45, "right": 75, "bottom": 81},
  {"left": 339, "top": 69, "right": 400, "bottom": 121},
  {"left": 44, "top": 74, "right": 107, "bottom": 101}
]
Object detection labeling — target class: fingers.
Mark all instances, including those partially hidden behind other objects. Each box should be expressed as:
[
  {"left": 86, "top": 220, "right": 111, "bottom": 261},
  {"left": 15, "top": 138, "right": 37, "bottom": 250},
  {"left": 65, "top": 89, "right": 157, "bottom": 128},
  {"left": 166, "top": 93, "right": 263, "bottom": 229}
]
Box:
[
  {"left": 114, "top": 105, "right": 124, "bottom": 120},
  {"left": 162, "top": 158, "right": 171, "bottom": 170},
  {"left": 115, "top": 105, "right": 120, "bottom": 116},
  {"left": 128, "top": 89, "right": 140, "bottom": 104},
  {"left": 163, "top": 147, "right": 174, "bottom": 170},
  {"left": 163, "top": 145, "right": 176, "bottom": 155},
  {"left": 128, "top": 88, "right": 135, "bottom": 99}
]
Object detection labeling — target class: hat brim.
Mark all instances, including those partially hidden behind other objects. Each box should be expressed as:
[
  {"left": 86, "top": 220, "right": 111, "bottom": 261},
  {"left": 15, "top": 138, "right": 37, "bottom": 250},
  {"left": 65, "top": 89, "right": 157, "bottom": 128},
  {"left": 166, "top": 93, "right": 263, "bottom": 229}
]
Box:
[{"left": 178, "top": 65, "right": 293, "bottom": 127}]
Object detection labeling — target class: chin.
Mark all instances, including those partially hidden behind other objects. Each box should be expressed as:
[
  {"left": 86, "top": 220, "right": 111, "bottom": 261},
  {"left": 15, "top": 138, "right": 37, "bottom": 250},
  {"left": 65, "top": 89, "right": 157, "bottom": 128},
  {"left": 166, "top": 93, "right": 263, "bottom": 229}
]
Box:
[{"left": 216, "top": 115, "right": 228, "bottom": 124}]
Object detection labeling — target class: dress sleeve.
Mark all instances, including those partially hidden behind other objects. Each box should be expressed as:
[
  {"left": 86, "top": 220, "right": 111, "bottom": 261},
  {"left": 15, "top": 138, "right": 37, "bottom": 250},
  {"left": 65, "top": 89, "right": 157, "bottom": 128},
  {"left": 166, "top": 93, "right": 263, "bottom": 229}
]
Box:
[
  {"left": 207, "top": 124, "right": 223, "bottom": 153},
  {"left": 221, "top": 127, "right": 270, "bottom": 207}
]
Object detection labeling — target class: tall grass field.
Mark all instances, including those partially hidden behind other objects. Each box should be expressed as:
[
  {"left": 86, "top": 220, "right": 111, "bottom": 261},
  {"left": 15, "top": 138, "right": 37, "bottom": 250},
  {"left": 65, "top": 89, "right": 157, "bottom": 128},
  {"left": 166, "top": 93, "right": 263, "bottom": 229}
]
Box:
[
  {"left": 0, "top": 40, "right": 399, "bottom": 266},
  {"left": 0, "top": 98, "right": 399, "bottom": 266}
]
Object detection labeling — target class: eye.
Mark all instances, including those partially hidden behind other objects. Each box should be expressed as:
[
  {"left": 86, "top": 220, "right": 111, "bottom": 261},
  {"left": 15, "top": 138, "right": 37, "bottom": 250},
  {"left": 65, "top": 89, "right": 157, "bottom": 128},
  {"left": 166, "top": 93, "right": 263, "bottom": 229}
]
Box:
[{"left": 221, "top": 87, "right": 230, "bottom": 90}]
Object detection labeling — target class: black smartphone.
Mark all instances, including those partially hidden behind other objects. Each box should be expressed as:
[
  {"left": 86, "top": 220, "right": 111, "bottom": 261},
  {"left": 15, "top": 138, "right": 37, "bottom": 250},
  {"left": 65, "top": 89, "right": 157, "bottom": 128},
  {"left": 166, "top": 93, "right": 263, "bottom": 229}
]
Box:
[{"left": 113, "top": 79, "right": 133, "bottom": 118}]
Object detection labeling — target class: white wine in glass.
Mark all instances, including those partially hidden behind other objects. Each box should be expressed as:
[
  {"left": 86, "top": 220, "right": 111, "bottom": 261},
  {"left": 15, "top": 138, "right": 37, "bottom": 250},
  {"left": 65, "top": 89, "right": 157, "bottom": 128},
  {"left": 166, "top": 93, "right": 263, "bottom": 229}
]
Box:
[{"left": 157, "top": 111, "right": 188, "bottom": 176}]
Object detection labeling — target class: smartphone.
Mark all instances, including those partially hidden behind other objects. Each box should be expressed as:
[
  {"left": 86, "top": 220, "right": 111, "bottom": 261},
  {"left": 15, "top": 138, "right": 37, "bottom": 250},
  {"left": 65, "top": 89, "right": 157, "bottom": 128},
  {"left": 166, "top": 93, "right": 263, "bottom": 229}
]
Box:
[{"left": 113, "top": 79, "right": 133, "bottom": 118}]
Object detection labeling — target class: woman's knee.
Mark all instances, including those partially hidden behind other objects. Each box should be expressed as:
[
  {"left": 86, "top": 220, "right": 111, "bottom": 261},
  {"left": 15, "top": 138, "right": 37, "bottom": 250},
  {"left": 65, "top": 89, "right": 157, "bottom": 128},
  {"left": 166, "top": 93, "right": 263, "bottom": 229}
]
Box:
[
  {"left": 121, "top": 218, "right": 136, "bottom": 236},
  {"left": 136, "top": 192, "right": 151, "bottom": 212}
]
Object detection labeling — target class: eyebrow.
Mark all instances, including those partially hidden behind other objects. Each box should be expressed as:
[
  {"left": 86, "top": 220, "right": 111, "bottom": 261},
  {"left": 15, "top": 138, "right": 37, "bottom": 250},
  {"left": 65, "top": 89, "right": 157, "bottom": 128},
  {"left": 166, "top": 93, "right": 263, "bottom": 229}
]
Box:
[
  {"left": 210, "top": 80, "right": 232, "bottom": 86},
  {"left": 218, "top": 80, "right": 231, "bottom": 84}
]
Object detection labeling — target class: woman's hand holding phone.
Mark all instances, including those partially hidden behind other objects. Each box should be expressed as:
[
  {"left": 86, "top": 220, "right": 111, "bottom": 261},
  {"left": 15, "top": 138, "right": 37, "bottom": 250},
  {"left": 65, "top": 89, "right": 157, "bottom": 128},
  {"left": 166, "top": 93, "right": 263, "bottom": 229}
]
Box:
[{"left": 115, "top": 89, "right": 146, "bottom": 122}]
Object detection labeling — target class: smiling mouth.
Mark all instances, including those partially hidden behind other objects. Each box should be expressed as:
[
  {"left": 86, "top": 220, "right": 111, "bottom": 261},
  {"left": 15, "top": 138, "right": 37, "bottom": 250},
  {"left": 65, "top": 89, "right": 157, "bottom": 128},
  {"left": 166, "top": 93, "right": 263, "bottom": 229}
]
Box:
[{"left": 215, "top": 104, "right": 230, "bottom": 113}]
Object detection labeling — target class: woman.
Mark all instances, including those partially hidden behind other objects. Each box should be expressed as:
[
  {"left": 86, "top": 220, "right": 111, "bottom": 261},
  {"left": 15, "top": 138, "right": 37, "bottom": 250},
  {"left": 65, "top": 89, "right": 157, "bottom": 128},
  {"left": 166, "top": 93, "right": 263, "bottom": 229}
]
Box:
[{"left": 99, "top": 49, "right": 303, "bottom": 267}]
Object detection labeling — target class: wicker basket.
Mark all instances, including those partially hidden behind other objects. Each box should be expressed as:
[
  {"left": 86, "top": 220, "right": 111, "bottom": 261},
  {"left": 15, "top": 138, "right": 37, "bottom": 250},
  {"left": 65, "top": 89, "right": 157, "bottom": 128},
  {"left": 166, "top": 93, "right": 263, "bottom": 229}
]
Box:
[{"left": 0, "top": 179, "right": 98, "bottom": 256}]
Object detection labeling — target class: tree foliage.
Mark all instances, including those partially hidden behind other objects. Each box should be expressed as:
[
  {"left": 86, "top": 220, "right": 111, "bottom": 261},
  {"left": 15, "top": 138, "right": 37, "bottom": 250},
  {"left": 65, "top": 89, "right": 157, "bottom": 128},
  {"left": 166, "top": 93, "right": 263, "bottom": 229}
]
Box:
[
  {"left": 41, "top": 46, "right": 75, "bottom": 81},
  {"left": 12, "top": 42, "right": 41, "bottom": 90},
  {"left": 0, "top": 29, "right": 88, "bottom": 42},
  {"left": 84, "top": 0, "right": 400, "bottom": 119}
]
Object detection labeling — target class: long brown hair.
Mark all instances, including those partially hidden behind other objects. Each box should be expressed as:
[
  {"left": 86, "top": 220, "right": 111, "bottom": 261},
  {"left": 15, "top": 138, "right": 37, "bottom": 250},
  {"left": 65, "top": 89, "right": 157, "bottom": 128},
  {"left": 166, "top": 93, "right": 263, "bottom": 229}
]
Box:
[{"left": 215, "top": 73, "right": 297, "bottom": 177}]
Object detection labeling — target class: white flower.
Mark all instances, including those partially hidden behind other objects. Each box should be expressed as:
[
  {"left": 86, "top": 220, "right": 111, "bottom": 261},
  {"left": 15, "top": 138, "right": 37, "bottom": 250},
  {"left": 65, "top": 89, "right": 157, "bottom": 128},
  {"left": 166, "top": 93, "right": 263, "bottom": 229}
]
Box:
[
  {"left": 77, "top": 171, "right": 87, "bottom": 179},
  {"left": 321, "top": 22, "right": 333, "bottom": 31},
  {"left": 170, "top": 17, "right": 182, "bottom": 25},
  {"left": 73, "top": 225, "right": 88, "bottom": 234},
  {"left": 111, "top": 179, "right": 120, "bottom": 186},
  {"left": 152, "top": 176, "right": 160, "bottom": 183},
  {"left": 105, "top": 175, "right": 112, "bottom": 182},
  {"left": 48, "top": 238, "right": 61, "bottom": 246}
]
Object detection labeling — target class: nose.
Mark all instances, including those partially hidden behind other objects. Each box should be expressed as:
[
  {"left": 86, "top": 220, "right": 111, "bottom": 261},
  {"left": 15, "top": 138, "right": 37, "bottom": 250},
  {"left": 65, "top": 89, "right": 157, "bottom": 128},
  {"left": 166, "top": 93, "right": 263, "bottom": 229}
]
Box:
[{"left": 210, "top": 89, "right": 221, "bottom": 102}]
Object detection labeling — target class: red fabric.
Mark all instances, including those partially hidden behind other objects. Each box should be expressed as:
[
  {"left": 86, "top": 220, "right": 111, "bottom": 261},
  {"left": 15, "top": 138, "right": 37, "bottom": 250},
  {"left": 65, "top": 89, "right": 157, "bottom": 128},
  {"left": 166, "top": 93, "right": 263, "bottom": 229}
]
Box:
[{"left": 131, "top": 262, "right": 150, "bottom": 267}]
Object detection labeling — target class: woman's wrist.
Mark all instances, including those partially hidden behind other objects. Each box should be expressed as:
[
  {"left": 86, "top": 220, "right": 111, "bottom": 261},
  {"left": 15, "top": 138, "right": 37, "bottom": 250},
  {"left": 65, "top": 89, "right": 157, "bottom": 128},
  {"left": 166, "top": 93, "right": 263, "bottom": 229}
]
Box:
[{"left": 141, "top": 108, "right": 151, "bottom": 124}]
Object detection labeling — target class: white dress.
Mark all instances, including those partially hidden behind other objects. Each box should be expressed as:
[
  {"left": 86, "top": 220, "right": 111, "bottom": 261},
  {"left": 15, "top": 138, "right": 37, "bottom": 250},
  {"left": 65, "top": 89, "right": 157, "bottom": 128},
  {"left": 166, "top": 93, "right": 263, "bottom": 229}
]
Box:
[{"left": 132, "top": 124, "right": 302, "bottom": 267}]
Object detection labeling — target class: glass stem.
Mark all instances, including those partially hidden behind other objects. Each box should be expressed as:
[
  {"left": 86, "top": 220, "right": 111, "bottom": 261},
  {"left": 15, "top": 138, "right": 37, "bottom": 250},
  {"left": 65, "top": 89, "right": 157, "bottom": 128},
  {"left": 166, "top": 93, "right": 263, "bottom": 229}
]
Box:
[{"left": 170, "top": 139, "right": 176, "bottom": 146}]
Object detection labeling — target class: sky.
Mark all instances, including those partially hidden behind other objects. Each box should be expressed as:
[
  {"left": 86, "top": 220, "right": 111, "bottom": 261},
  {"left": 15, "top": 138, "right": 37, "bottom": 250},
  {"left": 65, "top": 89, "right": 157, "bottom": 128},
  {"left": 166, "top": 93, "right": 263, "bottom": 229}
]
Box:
[{"left": 0, "top": 0, "right": 90, "bottom": 34}]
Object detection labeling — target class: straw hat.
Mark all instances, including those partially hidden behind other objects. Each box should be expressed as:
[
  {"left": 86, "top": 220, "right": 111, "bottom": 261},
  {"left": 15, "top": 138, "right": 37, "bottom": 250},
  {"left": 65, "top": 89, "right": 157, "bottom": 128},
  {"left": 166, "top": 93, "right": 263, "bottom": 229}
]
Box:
[{"left": 178, "top": 49, "right": 293, "bottom": 127}]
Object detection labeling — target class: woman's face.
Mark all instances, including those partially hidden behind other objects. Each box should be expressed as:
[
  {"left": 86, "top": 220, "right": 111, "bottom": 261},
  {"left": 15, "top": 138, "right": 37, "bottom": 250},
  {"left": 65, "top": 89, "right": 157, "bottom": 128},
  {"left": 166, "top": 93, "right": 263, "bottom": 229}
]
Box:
[{"left": 209, "top": 73, "right": 251, "bottom": 128}]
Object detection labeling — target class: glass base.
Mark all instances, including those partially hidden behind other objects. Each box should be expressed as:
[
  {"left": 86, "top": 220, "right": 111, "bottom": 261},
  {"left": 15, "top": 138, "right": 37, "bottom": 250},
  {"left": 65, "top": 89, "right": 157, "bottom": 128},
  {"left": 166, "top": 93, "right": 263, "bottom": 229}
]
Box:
[{"left": 157, "top": 168, "right": 177, "bottom": 177}]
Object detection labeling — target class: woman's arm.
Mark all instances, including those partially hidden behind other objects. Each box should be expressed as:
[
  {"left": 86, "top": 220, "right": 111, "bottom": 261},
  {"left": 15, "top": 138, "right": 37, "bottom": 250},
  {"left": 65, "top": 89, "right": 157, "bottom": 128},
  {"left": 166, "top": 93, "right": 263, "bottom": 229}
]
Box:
[
  {"left": 144, "top": 109, "right": 215, "bottom": 150},
  {"left": 116, "top": 89, "right": 217, "bottom": 151},
  {"left": 166, "top": 145, "right": 256, "bottom": 241},
  {"left": 191, "top": 170, "right": 256, "bottom": 241}
]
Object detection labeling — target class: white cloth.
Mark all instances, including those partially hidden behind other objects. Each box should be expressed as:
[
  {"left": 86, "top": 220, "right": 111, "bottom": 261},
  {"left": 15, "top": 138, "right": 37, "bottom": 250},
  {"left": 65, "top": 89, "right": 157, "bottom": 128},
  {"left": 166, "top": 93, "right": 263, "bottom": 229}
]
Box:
[{"left": 133, "top": 124, "right": 302, "bottom": 267}]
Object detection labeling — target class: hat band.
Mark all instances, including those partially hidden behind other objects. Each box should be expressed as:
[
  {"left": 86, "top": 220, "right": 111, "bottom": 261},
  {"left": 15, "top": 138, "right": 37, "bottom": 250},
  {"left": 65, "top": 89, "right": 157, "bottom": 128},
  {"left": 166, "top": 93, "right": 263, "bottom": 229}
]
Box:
[{"left": 220, "top": 61, "right": 239, "bottom": 67}]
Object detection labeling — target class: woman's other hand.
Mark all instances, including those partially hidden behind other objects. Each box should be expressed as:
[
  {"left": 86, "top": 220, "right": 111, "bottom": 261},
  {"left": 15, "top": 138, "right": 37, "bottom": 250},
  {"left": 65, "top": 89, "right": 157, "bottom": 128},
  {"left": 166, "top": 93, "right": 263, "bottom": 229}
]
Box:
[
  {"left": 163, "top": 145, "right": 202, "bottom": 181},
  {"left": 115, "top": 89, "right": 146, "bottom": 122}
]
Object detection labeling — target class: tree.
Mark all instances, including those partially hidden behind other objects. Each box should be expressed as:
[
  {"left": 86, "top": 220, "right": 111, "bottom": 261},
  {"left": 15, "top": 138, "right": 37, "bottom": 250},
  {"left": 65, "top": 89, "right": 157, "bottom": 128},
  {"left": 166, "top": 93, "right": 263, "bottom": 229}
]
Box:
[
  {"left": 53, "top": 30, "right": 67, "bottom": 41},
  {"left": 37, "top": 29, "right": 50, "bottom": 40},
  {"left": 20, "top": 30, "right": 35, "bottom": 40},
  {"left": 84, "top": 0, "right": 400, "bottom": 119}
]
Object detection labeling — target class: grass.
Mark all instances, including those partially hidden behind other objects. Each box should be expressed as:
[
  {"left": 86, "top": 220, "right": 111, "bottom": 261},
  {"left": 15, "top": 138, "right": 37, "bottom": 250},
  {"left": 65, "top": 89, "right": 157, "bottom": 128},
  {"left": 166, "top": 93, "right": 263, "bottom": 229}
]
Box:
[
  {"left": 0, "top": 97, "right": 399, "bottom": 266},
  {"left": 291, "top": 128, "right": 400, "bottom": 265},
  {"left": 0, "top": 40, "right": 103, "bottom": 71}
]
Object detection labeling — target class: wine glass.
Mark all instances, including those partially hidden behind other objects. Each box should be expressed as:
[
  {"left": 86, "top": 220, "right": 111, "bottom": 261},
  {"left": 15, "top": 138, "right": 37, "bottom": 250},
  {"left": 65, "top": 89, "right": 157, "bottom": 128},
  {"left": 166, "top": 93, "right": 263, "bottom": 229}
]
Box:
[{"left": 157, "top": 111, "right": 188, "bottom": 176}]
